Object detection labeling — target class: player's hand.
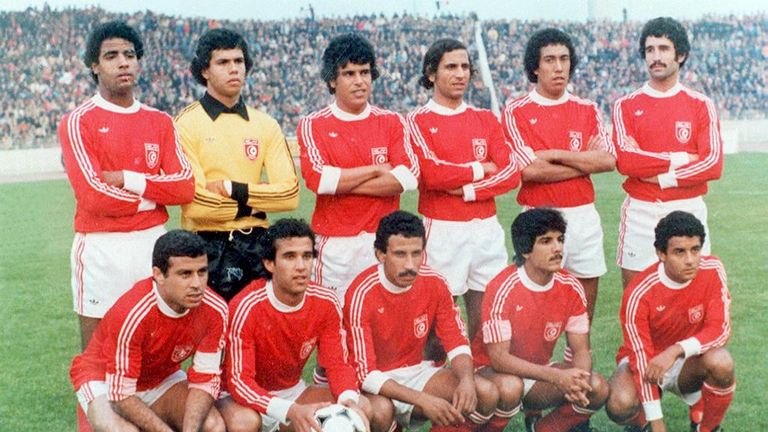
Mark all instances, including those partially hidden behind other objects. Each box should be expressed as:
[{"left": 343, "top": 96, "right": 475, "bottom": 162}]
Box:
[
  {"left": 101, "top": 170, "right": 124, "bottom": 188},
  {"left": 452, "top": 376, "right": 477, "bottom": 414},
  {"left": 687, "top": 153, "right": 700, "bottom": 163},
  {"left": 446, "top": 187, "right": 463, "bottom": 196},
  {"left": 341, "top": 397, "right": 371, "bottom": 432},
  {"left": 644, "top": 345, "right": 682, "bottom": 386},
  {"left": 587, "top": 135, "right": 603, "bottom": 151},
  {"left": 205, "top": 180, "right": 229, "bottom": 197},
  {"left": 649, "top": 418, "right": 668, "bottom": 432},
  {"left": 554, "top": 368, "right": 591, "bottom": 405},
  {"left": 623, "top": 135, "right": 641, "bottom": 149},
  {"left": 640, "top": 176, "right": 660, "bottom": 184},
  {"left": 415, "top": 393, "right": 464, "bottom": 426},
  {"left": 376, "top": 163, "right": 393, "bottom": 174},
  {"left": 286, "top": 402, "right": 329, "bottom": 432},
  {"left": 481, "top": 162, "right": 498, "bottom": 176}
]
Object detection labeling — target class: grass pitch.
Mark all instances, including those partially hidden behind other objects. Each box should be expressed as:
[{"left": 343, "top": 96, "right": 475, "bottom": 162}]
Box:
[{"left": 0, "top": 153, "right": 766, "bottom": 431}]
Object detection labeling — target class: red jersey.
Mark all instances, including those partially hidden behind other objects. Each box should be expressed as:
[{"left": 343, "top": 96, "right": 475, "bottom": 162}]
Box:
[
  {"left": 70, "top": 278, "right": 228, "bottom": 400},
  {"left": 473, "top": 265, "right": 589, "bottom": 367},
  {"left": 298, "top": 103, "right": 419, "bottom": 236},
  {"left": 226, "top": 279, "right": 359, "bottom": 416},
  {"left": 59, "top": 94, "right": 194, "bottom": 233},
  {"left": 503, "top": 90, "right": 614, "bottom": 208},
  {"left": 612, "top": 82, "right": 723, "bottom": 202},
  {"left": 617, "top": 257, "right": 730, "bottom": 415},
  {"left": 407, "top": 100, "right": 520, "bottom": 221},
  {"left": 344, "top": 264, "right": 470, "bottom": 394}
]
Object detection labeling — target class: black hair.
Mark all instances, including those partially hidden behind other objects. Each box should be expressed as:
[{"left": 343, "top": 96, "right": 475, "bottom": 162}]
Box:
[
  {"left": 374, "top": 211, "right": 425, "bottom": 253},
  {"left": 654, "top": 211, "right": 706, "bottom": 252},
  {"left": 152, "top": 230, "right": 207, "bottom": 275},
  {"left": 639, "top": 17, "right": 690, "bottom": 67},
  {"left": 419, "top": 38, "right": 475, "bottom": 89},
  {"left": 523, "top": 28, "right": 579, "bottom": 83},
  {"left": 321, "top": 33, "right": 380, "bottom": 94},
  {"left": 511, "top": 208, "right": 567, "bottom": 266},
  {"left": 84, "top": 20, "right": 144, "bottom": 83},
  {"left": 190, "top": 28, "right": 254, "bottom": 86},
  {"left": 260, "top": 218, "right": 317, "bottom": 262}
]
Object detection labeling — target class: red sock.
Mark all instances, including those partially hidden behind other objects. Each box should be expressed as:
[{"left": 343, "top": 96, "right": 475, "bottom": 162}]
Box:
[
  {"left": 689, "top": 396, "right": 704, "bottom": 424},
  {"left": 77, "top": 405, "right": 93, "bottom": 432},
  {"left": 533, "top": 403, "right": 593, "bottom": 432},
  {"left": 699, "top": 382, "right": 735, "bottom": 432}
]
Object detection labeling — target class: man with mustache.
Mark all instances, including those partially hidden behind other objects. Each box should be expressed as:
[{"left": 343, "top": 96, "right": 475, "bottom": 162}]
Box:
[
  {"left": 471, "top": 208, "right": 608, "bottom": 432},
  {"left": 612, "top": 17, "right": 723, "bottom": 289},
  {"left": 176, "top": 28, "right": 299, "bottom": 301}
]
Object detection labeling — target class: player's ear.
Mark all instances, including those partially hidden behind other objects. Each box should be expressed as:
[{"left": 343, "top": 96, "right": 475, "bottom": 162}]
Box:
[
  {"left": 375, "top": 248, "right": 386, "bottom": 264},
  {"left": 152, "top": 266, "right": 165, "bottom": 284},
  {"left": 262, "top": 258, "right": 275, "bottom": 275}
]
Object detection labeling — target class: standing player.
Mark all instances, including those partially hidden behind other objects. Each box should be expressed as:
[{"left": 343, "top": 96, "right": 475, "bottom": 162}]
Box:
[
  {"left": 606, "top": 211, "right": 734, "bottom": 432},
  {"left": 472, "top": 208, "right": 608, "bottom": 432},
  {"left": 59, "top": 20, "right": 194, "bottom": 349},
  {"left": 176, "top": 28, "right": 299, "bottom": 301},
  {"left": 345, "top": 211, "right": 499, "bottom": 431},
  {"left": 218, "top": 219, "right": 381, "bottom": 432},
  {"left": 298, "top": 33, "right": 419, "bottom": 303},
  {"left": 613, "top": 17, "right": 723, "bottom": 288},
  {"left": 407, "top": 38, "right": 520, "bottom": 341},
  {"left": 70, "top": 230, "right": 228, "bottom": 432},
  {"left": 502, "top": 28, "right": 615, "bottom": 321}
]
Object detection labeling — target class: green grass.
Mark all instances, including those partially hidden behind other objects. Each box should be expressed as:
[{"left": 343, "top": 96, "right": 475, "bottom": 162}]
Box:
[{"left": 1, "top": 153, "right": 766, "bottom": 431}]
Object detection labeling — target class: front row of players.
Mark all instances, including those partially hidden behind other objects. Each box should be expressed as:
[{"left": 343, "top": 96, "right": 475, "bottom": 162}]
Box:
[{"left": 70, "top": 209, "right": 733, "bottom": 432}]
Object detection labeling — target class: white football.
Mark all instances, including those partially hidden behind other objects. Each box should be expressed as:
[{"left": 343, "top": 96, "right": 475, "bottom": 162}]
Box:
[{"left": 314, "top": 404, "right": 366, "bottom": 432}]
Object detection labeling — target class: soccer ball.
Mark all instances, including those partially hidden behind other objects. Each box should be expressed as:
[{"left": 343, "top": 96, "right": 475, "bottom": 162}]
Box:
[{"left": 314, "top": 404, "right": 366, "bottom": 432}]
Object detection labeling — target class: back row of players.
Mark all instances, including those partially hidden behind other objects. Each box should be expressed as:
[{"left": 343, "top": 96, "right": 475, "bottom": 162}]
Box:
[{"left": 61, "top": 16, "right": 731, "bottom": 432}]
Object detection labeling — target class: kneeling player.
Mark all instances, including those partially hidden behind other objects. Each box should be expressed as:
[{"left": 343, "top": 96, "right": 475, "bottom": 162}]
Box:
[
  {"left": 70, "top": 230, "right": 228, "bottom": 432},
  {"left": 472, "top": 208, "right": 608, "bottom": 432},
  {"left": 345, "top": 211, "right": 499, "bottom": 431},
  {"left": 219, "top": 219, "right": 380, "bottom": 432},
  {"left": 606, "top": 211, "right": 734, "bottom": 432}
]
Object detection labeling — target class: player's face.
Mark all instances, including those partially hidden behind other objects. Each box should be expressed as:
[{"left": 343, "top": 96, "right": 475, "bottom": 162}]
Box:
[
  {"left": 523, "top": 230, "right": 564, "bottom": 277},
  {"left": 376, "top": 234, "right": 424, "bottom": 288},
  {"left": 330, "top": 62, "right": 372, "bottom": 115},
  {"left": 153, "top": 255, "right": 209, "bottom": 314},
  {"left": 643, "top": 35, "right": 684, "bottom": 84},
  {"left": 657, "top": 235, "right": 702, "bottom": 283},
  {"left": 534, "top": 44, "right": 571, "bottom": 99},
  {"left": 92, "top": 38, "right": 140, "bottom": 101},
  {"left": 202, "top": 48, "right": 246, "bottom": 105},
  {"left": 430, "top": 49, "right": 470, "bottom": 107},
  {"left": 263, "top": 237, "right": 314, "bottom": 302}
]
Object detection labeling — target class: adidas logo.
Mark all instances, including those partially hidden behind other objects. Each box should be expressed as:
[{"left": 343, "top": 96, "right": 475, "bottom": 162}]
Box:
[
  {"left": 656, "top": 305, "right": 666, "bottom": 312},
  {"left": 634, "top": 110, "right": 644, "bottom": 116},
  {"left": 529, "top": 118, "right": 538, "bottom": 125},
  {"left": 98, "top": 127, "right": 109, "bottom": 133},
  {"left": 329, "top": 132, "right": 338, "bottom": 138},
  {"left": 429, "top": 127, "right": 438, "bottom": 134}
]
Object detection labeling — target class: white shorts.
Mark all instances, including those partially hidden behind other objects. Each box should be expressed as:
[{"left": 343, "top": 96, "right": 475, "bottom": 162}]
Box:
[
  {"left": 71, "top": 224, "right": 165, "bottom": 317},
  {"left": 617, "top": 196, "right": 710, "bottom": 271},
  {"left": 552, "top": 204, "right": 607, "bottom": 278},
  {"left": 76, "top": 369, "right": 187, "bottom": 414},
  {"left": 259, "top": 380, "right": 309, "bottom": 432},
  {"left": 618, "top": 357, "right": 701, "bottom": 406},
  {"left": 423, "top": 216, "right": 507, "bottom": 295},
  {"left": 385, "top": 361, "right": 443, "bottom": 427},
  {"left": 313, "top": 232, "right": 377, "bottom": 305}
]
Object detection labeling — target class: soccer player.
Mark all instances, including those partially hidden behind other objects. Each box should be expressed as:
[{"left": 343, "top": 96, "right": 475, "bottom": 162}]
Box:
[
  {"left": 218, "top": 218, "right": 382, "bottom": 432},
  {"left": 69, "top": 230, "right": 228, "bottom": 432},
  {"left": 472, "top": 208, "right": 608, "bottom": 432},
  {"left": 59, "top": 20, "right": 194, "bottom": 349},
  {"left": 606, "top": 211, "right": 734, "bottom": 432},
  {"left": 502, "top": 28, "right": 615, "bottom": 320},
  {"left": 407, "top": 38, "right": 520, "bottom": 341},
  {"left": 176, "top": 28, "right": 299, "bottom": 301},
  {"left": 613, "top": 17, "right": 723, "bottom": 288},
  {"left": 344, "top": 211, "right": 499, "bottom": 431},
  {"left": 298, "top": 33, "right": 419, "bottom": 304}
]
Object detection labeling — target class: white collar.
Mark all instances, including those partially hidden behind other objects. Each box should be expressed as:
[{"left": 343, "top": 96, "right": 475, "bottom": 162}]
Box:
[
  {"left": 153, "top": 281, "right": 189, "bottom": 318},
  {"left": 93, "top": 92, "right": 141, "bottom": 114},
  {"left": 529, "top": 89, "right": 570, "bottom": 106},
  {"left": 330, "top": 101, "right": 371, "bottom": 121},
  {"left": 517, "top": 266, "right": 554, "bottom": 292},
  {"left": 656, "top": 262, "right": 692, "bottom": 290},
  {"left": 426, "top": 99, "right": 467, "bottom": 115},
  {"left": 641, "top": 81, "right": 683, "bottom": 98},
  {"left": 377, "top": 264, "right": 412, "bottom": 294},
  {"left": 266, "top": 280, "right": 305, "bottom": 312}
]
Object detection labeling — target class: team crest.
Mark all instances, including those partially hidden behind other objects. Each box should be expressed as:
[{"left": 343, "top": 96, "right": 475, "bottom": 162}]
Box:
[
  {"left": 688, "top": 304, "right": 704, "bottom": 324},
  {"left": 371, "top": 147, "right": 388, "bottom": 165},
  {"left": 472, "top": 138, "right": 488, "bottom": 161},
  {"left": 244, "top": 138, "right": 260, "bottom": 160},
  {"left": 543, "top": 321, "right": 562, "bottom": 342},
  {"left": 144, "top": 143, "right": 160, "bottom": 169},
  {"left": 413, "top": 314, "right": 429, "bottom": 338},
  {"left": 568, "top": 131, "right": 583, "bottom": 151},
  {"left": 299, "top": 337, "right": 318, "bottom": 359},
  {"left": 675, "top": 121, "right": 692, "bottom": 144},
  {"left": 171, "top": 344, "right": 194, "bottom": 363}
]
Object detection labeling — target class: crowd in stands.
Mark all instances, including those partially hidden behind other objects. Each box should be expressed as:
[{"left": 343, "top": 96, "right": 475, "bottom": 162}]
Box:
[{"left": 1, "top": 5, "right": 766, "bottom": 149}]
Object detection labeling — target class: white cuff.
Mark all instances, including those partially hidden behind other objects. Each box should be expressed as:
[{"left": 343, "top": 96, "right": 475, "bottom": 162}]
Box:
[
  {"left": 446, "top": 345, "right": 472, "bottom": 361},
  {"left": 192, "top": 351, "right": 222, "bottom": 374},
  {"left": 266, "top": 398, "right": 294, "bottom": 425},
  {"left": 138, "top": 198, "right": 156, "bottom": 212},
  {"left": 462, "top": 184, "right": 476, "bottom": 202},
  {"left": 642, "top": 400, "right": 663, "bottom": 421},
  {"left": 670, "top": 152, "right": 689, "bottom": 168},
  {"left": 318, "top": 166, "right": 341, "bottom": 195},
  {"left": 122, "top": 170, "right": 147, "bottom": 196},
  {"left": 223, "top": 180, "right": 233, "bottom": 197},
  {"left": 657, "top": 171, "right": 678, "bottom": 189},
  {"left": 337, "top": 390, "right": 360, "bottom": 404},
  {"left": 677, "top": 338, "right": 702, "bottom": 359},
  {"left": 390, "top": 165, "right": 418, "bottom": 192},
  {"left": 470, "top": 162, "right": 484, "bottom": 181},
  {"left": 361, "top": 370, "right": 390, "bottom": 395}
]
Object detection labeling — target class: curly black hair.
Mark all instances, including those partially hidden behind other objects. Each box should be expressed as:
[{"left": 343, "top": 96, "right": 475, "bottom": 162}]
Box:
[
  {"left": 523, "top": 28, "right": 579, "bottom": 83},
  {"left": 190, "top": 28, "right": 254, "bottom": 86},
  {"left": 83, "top": 21, "right": 144, "bottom": 83},
  {"left": 321, "top": 33, "right": 380, "bottom": 94}
]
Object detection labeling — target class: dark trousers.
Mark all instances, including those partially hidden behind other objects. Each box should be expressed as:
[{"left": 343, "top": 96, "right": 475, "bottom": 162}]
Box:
[{"left": 198, "top": 227, "right": 267, "bottom": 301}]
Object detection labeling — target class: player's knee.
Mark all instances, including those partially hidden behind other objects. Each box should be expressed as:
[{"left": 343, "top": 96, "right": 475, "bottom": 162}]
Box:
[
  {"left": 224, "top": 407, "right": 262, "bottom": 432},
  {"left": 474, "top": 375, "right": 499, "bottom": 413},
  {"left": 202, "top": 411, "right": 226, "bottom": 432},
  {"left": 587, "top": 372, "right": 609, "bottom": 409},
  {"left": 605, "top": 384, "right": 640, "bottom": 423},
  {"left": 368, "top": 396, "right": 395, "bottom": 432},
  {"left": 702, "top": 348, "right": 735, "bottom": 385},
  {"left": 494, "top": 374, "right": 524, "bottom": 409}
]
